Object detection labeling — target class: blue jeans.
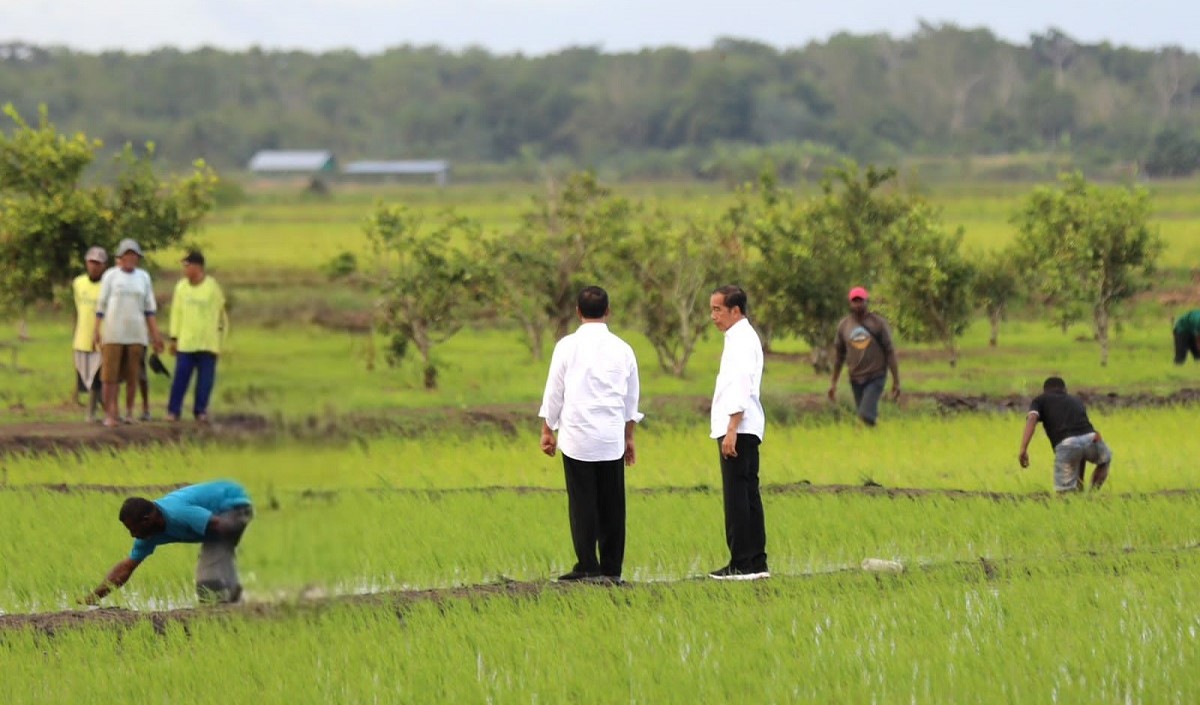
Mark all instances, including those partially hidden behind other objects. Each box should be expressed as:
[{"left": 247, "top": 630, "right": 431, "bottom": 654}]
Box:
[
  {"left": 850, "top": 374, "right": 887, "bottom": 426},
  {"left": 1053, "top": 433, "right": 1113, "bottom": 492},
  {"left": 168, "top": 351, "right": 218, "bottom": 418}
]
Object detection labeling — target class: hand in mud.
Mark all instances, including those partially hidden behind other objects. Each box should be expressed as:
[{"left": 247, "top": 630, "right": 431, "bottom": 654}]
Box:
[
  {"left": 540, "top": 430, "right": 556, "bottom": 457},
  {"left": 78, "top": 593, "right": 100, "bottom": 607},
  {"left": 1018, "top": 451, "right": 1029, "bottom": 469}
]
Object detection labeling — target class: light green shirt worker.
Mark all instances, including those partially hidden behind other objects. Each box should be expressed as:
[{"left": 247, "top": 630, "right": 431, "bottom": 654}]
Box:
[{"left": 170, "top": 275, "right": 228, "bottom": 353}]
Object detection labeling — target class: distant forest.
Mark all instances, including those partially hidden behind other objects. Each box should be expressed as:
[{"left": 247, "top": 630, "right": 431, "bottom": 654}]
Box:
[{"left": 2, "top": 23, "right": 1200, "bottom": 179}]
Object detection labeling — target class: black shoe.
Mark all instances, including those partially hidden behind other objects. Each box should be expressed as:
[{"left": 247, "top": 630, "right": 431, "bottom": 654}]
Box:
[
  {"left": 556, "top": 570, "right": 600, "bottom": 582},
  {"left": 708, "top": 565, "right": 770, "bottom": 581}
]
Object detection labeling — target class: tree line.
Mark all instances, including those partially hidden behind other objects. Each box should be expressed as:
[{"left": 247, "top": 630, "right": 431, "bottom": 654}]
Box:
[
  {"left": 0, "top": 109, "right": 1164, "bottom": 385},
  {"left": 366, "top": 167, "right": 1161, "bottom": 387},
  {"left": 2, "top": 24, "right": 1200, "bottom": 178}
]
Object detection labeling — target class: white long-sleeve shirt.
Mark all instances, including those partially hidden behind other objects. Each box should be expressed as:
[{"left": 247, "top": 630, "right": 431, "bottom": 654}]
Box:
[
  {"left": 539, "top": 322, "right": 644, "bottom": 462},
  {"left": 710, "top": 318, "right": 765, "bottom": 440}
]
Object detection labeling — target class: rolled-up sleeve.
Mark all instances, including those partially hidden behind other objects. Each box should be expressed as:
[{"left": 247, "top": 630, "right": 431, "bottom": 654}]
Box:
[{"left": 538, "top": 342, "right": 568, "bottom": 429}]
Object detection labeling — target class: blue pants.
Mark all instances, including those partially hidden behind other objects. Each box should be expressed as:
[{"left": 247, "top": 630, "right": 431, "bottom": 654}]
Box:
[
  {"left": 850, "top": 374, "right": 887, "bottom": 426},
  {"left": 168, "top": 351, "right": 218, "bottom": 418}
]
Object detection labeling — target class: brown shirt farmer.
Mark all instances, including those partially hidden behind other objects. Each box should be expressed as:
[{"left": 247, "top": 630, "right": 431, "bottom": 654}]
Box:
[{"left": 833, "top": 312, "right": 896, "bottom": 384}]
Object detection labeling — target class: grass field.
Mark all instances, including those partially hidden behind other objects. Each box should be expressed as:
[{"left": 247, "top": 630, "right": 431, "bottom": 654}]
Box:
[{"left": 2, "top": 178, "right": 1199, "bottom": 702}]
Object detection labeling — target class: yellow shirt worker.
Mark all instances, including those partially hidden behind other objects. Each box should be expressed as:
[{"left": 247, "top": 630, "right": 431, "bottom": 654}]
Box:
[
  {"left": 73, "top": 246, "right": 108, "bottom": 422},
  {"left": 166, "top": 251, "right": 228, "bottom": 422}
]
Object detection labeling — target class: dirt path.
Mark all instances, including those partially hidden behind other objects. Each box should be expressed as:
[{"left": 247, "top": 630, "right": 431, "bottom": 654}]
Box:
[
  {"left": 8, "top": 480, "right": 1200, "bottom": 503},
  {"left": 4, "top": 544, "right": 1195, "bottom": 635},
  {"left": 3, "top": 387, "right": 1200, "bottom": 458}
]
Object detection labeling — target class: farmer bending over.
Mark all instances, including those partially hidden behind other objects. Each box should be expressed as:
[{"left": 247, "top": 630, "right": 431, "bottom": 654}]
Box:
[
  {"left": 84, "top": 480, "right": 254, "bottom": 605},
  {"left": 1018, "top": 377, "right": 1112, "bottom": 493}
]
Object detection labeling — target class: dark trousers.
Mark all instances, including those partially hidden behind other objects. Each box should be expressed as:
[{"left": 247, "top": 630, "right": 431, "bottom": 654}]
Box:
[
  {"left": 168, "top": 351, "right": 218, "bottom": 418},
  {"left": 718, "top": 434, "right": 768, "bottom": 572},
  {"left": 562, "top": 454, "right": 626, "bottom": 577},
  {"left": 851, "top": 374, "right": 887, "bottom": 426},
  {"left": 1175, "top": 329, "right": 1200, "bottom": 365}
]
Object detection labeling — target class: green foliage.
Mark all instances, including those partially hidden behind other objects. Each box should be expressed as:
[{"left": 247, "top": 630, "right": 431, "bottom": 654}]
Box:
[
  {"left": 730, "top": 162, "right": 913, "bottom": 369},
  {"left": 2, "top": 32, "right": 1199, "bottom": 174},
  {"left": 364, "top": 205, "right": 482, "bottom": 388},
  {"left": 1144, "top": 128, "right": 1200, "bottom": 178},
  {"left": 1014, "top": 171, "right": 1163, "bottom": 365},
  {"left": 882, "top": 205, "right": 977, "bottom": 365},
  {"left": 971, "top": 247, "right": 1023, "bottom": 346},
  {"left": 322, "top": 250, "right": 358, "bottom": 280},
  {"left": 624, "top": 213, "right": 742, "bottom": 377},
  {"left": 0, "top": 104, "right": 217, "bottom": 316},
  {"left": 509, "top": 171, "right": 633, "bottom": 343}
]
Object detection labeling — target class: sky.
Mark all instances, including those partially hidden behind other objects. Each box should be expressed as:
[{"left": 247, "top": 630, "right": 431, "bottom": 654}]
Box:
[{"left": 1, "top": 0, "right": 1199, "bottom": 54}]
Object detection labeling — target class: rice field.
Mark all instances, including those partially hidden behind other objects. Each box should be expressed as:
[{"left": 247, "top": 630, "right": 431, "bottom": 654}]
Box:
[{"left": 2, "top": 180, "right": 1199, "bottom": 702}]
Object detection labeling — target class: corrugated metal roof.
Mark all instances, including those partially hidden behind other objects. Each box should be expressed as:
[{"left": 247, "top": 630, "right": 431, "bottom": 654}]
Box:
[
  {"left": 248, "top": 150, "right": 336, "bottom": 172},
  {"left": 343, "top": 160, "right": 449, "bottom": 175}
]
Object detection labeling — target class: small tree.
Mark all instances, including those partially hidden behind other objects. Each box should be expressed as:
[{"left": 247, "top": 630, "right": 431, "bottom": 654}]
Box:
[
  {"left": 1014, "top": 172, "right": 1163, "bottom": 366},
  {"left": 364, "top": 205, "right": 481, "bottom": 389},
  {"left": 882, "top": 204, "right": 976, "bottom": 366},
  {"left": 972, "top": 247, "right": 1022, "bottom": 347},
  {"left": 729, "top": 162, "right": 911, "bottom": 370},
  {"left": 626, "top": 212, "right": 743, "bottom": 377},
  {"left": 479, "top": 234, "right": 557, "bottom": 362},
  {"left": 0, "top": 105, "right": 216, "bottom": 322},
  {"left": 514, "top": 171, "right": 633, "bottom": 342}
]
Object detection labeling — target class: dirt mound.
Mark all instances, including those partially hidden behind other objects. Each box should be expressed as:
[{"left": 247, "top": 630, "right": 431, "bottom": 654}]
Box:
[
  {"left": 11, "top": 480, "right": 1200, "bottom": 503},
  {"left": 6, "top": 545, "right": 1197, "bottom": 635},
  {"left": 0, "top": 414, "right": 270, "bottom": 458},
  {"left": 3, "top": 387, "right": 1200, "bottom": 458},
  {"left": 927, "top": 388, "right": 1200, "bottom": 413},
  {"left": 0, "top": 578, "right": 554, "bottom": 635}
]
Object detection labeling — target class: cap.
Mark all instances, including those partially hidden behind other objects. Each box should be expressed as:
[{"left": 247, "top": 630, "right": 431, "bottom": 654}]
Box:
[
  {"left": 116, "top": 238, "right": 143, "bottom": 258},
  {"left": 181, "top": 250, "right": 205, "bottom": 266},
  {"left": 848, "top": 286, "right": 869, "bottom": 301},
  {"left": 84, "top": 246, "right": 108, "bottom": 264}
]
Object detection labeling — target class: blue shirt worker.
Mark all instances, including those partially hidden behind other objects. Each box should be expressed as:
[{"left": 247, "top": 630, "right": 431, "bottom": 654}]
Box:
[{"left": 85, "top": 480, "right": 254, "bottom": 605}]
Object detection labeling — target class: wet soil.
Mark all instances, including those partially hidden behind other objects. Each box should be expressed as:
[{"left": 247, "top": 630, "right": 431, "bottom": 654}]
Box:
[
  {"left": 1, "top": 387, "right": 1198, "bottom": 458},
  {"left": 4, "top": 544, "right": 1196, "bottom": 635}
]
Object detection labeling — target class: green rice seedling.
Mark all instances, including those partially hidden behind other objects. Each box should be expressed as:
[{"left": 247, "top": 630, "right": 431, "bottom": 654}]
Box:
[{"left": 2, "top": 488, "right": 1197, "bottom": 614}]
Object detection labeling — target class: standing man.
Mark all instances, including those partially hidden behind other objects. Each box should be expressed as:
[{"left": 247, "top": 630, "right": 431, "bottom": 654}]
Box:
[
  {"left": 72, "top": 247, "right": 107, "bottom": 423},
  {"left": 1173, "top": 309, "right": 1200, "bottom": 365},
  {"left": 708, "top": 285, "right": 769, "bottom": 581},
  {"left": 84, "top": 480, "right": 254, "bottom": 605},
  {"left": 94, "top": 239, "right": 165, "bottom": 427},
  {"left": 539, "top": 286, "right": 642, "bottom": 583},
  {"left": 1018, "top": 377, "right": 1113, "bottom": 493},
  {"left": 167, "top": 250, "right": 228, "bottom": 422},
  {"left": 828, "top": 286, "right": 901, "bottom": 426}
]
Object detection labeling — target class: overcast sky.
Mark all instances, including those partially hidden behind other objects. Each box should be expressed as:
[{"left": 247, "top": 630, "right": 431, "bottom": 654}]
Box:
[{"left": 2, "top": 0, "right": 1198, "bottom": 54}]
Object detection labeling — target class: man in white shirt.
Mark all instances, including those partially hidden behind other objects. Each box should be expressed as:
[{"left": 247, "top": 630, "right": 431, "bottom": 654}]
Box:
[
  {"left": 539, "top": 286, "right": 643, "bottom": 583},
  {"left": 708, "top": 285, "right": 769, "bottom": 580},
  {"left": 95, "top": 238, "right": 166, "bottom": 428}
]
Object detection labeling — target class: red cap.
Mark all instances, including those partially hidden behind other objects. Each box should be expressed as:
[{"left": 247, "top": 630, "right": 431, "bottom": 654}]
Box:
[{"left": 848, "top": 286, "right": 869, "bottom": 301}]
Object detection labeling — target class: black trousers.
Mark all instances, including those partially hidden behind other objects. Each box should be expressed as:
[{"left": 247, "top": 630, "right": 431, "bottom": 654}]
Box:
[
  {"left": 1175, "top": 328, "right": 1200, "bottom": 364},
  {"left": 562, "top": 454, "right": 626, "bottom": 577},
  {"left": 718, "top": 434, "right": 768, "bottom": 572}
]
